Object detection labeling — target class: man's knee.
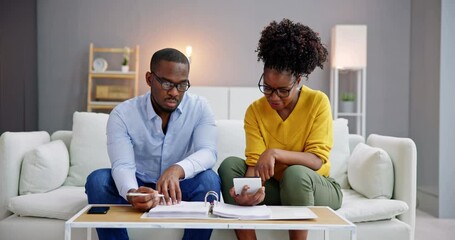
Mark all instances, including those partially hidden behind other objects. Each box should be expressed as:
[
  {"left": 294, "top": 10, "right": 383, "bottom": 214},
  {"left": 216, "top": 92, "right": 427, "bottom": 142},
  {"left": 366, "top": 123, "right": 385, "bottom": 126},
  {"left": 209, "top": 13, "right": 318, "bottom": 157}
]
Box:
[
  {"left": 85, "top": 168, "right": 122, "bottom": 204},
  {"left": 86, "top": 168, "right": 112, "bottom": 187},
  {"left": 198, "top": 169, "right": 221, "bottom": 191},
  {"left": 85, "top": 168, "right": 114, "bottom": 198}
]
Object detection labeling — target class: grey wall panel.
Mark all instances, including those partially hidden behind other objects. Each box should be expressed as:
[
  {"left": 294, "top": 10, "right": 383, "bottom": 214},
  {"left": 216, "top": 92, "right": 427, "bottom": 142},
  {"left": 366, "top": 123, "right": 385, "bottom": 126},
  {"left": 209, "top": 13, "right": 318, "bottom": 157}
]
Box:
[
  {"left": 0, "top": 0, "right": 37, "bottom": 134},
  {"left": 37, "top": 0, "right": 411, "bottom": 138}
]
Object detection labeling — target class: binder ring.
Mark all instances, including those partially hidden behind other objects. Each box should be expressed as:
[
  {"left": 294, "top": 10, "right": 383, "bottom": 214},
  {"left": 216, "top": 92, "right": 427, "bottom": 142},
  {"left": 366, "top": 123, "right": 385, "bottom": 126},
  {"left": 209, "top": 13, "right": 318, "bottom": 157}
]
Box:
[{"left": 204, "top": 191, "right": 219, "bottom": 206}]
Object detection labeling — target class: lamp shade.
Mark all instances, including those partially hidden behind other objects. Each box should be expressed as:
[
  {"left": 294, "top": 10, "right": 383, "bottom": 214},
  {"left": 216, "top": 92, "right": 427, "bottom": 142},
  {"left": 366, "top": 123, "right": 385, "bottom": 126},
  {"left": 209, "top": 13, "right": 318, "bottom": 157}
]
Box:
[{"left": 331, "top": 25, "right": 367, "bottom": 69}]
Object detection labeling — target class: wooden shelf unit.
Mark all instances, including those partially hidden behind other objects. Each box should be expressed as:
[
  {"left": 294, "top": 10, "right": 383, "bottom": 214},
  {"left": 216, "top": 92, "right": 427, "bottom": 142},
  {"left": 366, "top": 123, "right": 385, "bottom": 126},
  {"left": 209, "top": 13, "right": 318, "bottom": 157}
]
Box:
[{"left": 87, "top": 43, "right": 139, "bottom": 112}]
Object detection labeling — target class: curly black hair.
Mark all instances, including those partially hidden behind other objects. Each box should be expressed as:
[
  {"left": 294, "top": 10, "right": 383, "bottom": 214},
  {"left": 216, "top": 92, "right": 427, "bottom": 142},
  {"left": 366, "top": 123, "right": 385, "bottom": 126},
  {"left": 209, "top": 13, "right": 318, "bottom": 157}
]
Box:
[{"left": 256, "top": 18, "right": 328, "bottom": 78}]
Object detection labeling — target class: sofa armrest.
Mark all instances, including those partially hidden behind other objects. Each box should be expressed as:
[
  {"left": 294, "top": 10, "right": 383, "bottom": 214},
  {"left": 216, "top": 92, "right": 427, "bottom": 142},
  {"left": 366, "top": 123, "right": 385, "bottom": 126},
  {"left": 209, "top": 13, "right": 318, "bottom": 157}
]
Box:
[
  {"left": 0, "top": 131, "right": 50, "bottom": 220},
  {"left": 367, "top": 134, "right": 417, "bottom": 239}
]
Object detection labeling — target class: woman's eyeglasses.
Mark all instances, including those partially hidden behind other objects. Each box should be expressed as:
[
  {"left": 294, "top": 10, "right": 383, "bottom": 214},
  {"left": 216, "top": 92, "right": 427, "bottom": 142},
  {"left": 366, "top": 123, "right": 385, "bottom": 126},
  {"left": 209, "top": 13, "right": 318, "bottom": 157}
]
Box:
[{"left": 257, "top": 74, "right": 296, "bottom": 98}]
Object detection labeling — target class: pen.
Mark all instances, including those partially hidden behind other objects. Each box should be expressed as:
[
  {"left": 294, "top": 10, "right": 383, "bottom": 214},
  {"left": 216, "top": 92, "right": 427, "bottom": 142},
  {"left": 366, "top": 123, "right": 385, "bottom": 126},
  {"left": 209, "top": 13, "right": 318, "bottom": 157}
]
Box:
[
  {"left": 126, "top": 192, "right": 168, "bottom": 205},
  {"left": 126, "top": 192, "right": 165, "bottom": 197}
]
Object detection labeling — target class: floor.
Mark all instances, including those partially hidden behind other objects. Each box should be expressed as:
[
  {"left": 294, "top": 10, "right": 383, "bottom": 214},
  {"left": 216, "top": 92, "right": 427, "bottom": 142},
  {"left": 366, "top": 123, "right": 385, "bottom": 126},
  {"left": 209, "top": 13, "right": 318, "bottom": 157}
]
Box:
[{"left": 415, "top": 208, "right": 455, "bottom": 240}]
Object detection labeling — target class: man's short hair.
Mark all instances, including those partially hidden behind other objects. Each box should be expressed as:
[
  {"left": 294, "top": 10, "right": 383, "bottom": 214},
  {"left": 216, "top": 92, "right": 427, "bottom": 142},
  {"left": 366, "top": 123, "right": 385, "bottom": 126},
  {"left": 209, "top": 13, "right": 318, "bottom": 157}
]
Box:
[{"left": 150, "top": 48, "right": 189, "bottom": 72}]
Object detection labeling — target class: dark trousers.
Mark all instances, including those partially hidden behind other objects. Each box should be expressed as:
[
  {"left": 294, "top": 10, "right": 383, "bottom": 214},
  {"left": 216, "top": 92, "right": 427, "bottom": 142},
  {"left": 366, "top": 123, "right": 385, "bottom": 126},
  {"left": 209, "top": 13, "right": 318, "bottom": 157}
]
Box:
[{"left": 85, "top": 168, "right": 221, "bottom": 240}]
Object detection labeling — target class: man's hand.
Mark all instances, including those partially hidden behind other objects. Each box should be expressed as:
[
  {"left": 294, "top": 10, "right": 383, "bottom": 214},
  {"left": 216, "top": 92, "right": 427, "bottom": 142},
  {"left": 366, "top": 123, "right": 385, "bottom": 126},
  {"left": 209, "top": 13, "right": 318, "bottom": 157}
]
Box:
[
  {"left": 156, "top": 165, "right": 184, "bottom": 205},
  {"left": 229, "top": 185, "right": 265, "bottom": 206},
  {"left": 127, "top": 186, "right": 161, "bottom": 212},
  {"left": 255, "top": 149, "right": 277, "bottom": 182}
]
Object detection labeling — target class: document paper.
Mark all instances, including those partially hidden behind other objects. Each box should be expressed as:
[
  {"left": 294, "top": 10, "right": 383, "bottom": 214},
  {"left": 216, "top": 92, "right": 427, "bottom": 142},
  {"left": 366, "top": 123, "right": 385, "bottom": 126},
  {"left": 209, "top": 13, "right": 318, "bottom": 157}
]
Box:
[
  {"left": 146, "top": 201, "right": 208, "bottom": 218},
  {"left": 213, "top": 203, "right": 272, "bottom": 219},
  {"left": 143, "top": 201, "right": 317, "bottom": 220}
]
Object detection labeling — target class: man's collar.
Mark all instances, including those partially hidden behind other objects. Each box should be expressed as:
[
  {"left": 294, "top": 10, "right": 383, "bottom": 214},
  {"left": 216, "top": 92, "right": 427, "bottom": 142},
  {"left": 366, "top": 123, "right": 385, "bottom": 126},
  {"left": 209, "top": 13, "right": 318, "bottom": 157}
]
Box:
[
  {"left": 146, "top": 92, "right": 157, "bottom": 120},
  {"left": 145, "top": 92, "right": 187, "bottom": 120}
]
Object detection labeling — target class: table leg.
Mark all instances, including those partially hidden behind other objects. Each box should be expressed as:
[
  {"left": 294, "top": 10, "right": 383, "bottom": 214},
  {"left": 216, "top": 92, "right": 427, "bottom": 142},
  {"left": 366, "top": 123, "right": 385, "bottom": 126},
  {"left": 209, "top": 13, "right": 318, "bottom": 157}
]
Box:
[
  {"left": 65, "top": 223, "right": 71, "bottom": 240},
  {"left": 87, "top": 227, "right": 92, "bottom": 240},
  {"left": 324, "top": 230, "right": 329, "bottom": 240},
  {"left": 351, "top": 229, "right": 357, "bottom": 240}
]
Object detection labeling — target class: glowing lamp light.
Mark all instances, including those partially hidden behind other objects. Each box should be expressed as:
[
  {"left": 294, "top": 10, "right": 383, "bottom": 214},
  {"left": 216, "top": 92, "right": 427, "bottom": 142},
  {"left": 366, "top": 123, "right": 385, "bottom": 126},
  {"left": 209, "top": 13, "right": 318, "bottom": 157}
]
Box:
[
  {"left": 185, "top": 46, "right": 192, "bottom": 63},
  {"left": 331, "top": 25, "right": 367, "bottom": 69}
]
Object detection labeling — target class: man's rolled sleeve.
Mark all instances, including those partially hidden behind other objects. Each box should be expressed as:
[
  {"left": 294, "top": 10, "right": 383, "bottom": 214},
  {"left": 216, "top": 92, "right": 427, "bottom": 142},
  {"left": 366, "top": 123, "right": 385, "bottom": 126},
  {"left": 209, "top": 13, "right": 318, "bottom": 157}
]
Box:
[{"left": 107, "top": 110, "right": 139, "bottom": 199}]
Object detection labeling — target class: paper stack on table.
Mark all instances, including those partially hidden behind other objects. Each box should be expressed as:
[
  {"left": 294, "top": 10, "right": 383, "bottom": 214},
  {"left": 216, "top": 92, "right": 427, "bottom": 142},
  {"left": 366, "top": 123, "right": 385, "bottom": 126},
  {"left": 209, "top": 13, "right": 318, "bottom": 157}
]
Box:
[
  {"left": 212, "top": 203, "right": 271, "bottom": 219},
  {"left": 146, "top": 201, "right": 208, "bottom": 218},
  {"left": 144, "top": 201, "right": 317, "bottom": 220}
]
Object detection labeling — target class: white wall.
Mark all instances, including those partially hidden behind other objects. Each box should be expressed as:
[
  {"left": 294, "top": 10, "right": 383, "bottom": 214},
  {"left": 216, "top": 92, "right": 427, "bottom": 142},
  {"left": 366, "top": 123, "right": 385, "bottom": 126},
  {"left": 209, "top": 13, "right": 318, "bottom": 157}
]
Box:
[
  {"left": 411, "top": 0, "right": 455, "bottom": 218},
  {"left": 410, "top": 0, "right": 441, "bottom": 216},
  {"left": 439, "top": 0, "right": 455, "bottom": 218},
  {"left": 37, "top": 0, "right": 411, "bottom": 138}
]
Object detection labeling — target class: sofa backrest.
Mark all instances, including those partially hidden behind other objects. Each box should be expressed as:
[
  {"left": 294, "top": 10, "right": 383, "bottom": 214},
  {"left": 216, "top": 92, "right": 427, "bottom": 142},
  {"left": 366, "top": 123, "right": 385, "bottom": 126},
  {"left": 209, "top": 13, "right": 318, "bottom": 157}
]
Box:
[
  {"left": 214, "top": 120, "right": 245, "bottom": 171},
  {"left": 188, "top": 86, "right": 263, "bottom": 120},
  {"left": 50, "top": 130, "right": 72, "bottom": 149},
  {"left": 51, "top": 118, "right": 359, "bottom": 184}
]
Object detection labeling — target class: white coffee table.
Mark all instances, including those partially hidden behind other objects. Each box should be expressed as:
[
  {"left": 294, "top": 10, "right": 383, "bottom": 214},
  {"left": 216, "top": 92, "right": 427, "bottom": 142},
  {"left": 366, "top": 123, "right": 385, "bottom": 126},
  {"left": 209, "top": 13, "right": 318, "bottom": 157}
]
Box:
[{"left": 65, "top": 204, "right": 356, "bottom": 240}]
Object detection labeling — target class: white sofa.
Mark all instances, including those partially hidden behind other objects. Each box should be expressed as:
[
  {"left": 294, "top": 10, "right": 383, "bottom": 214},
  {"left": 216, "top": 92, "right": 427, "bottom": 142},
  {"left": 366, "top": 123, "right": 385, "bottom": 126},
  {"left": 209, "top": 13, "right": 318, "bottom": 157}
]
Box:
[{"left": 0, "top": 87, "right": 417, "bottom": 240}]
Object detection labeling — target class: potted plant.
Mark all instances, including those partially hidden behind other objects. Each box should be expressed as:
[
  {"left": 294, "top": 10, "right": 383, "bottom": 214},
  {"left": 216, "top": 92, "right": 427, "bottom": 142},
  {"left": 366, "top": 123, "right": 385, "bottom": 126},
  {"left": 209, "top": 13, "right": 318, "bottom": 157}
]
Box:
[
  {"left": 121, "top": 47, "right": 130, "bottom": 73},
  {"left": 340, "top": 92, "right": 356, "bottom": 113}
]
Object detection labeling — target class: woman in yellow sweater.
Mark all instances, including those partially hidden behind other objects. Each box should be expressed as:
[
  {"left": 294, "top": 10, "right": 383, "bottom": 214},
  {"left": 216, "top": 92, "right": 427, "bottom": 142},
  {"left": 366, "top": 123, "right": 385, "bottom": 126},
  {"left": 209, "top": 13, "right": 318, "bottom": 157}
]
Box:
[{"left": 218, "top": 19, "right": 343, "bottom": 240}]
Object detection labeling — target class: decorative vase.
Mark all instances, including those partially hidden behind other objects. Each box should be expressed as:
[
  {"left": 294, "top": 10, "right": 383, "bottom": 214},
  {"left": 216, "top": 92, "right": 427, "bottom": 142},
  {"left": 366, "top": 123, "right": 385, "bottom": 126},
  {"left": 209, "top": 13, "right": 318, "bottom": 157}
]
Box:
[
  {"left": 121, "top": 65, "right": 129, "bottom": 73},
  {"left": 340, "top": 101, "right": 355, "bottom": 113}
]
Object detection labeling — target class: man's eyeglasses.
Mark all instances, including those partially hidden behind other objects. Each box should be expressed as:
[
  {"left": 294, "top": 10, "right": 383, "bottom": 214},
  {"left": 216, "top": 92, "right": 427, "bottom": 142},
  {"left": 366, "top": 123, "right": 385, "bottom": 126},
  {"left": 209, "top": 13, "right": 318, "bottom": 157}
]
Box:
[
  {"left": 151, "top": 72, "right": 190, "bottom": 92},
  {"left": 257, "top": 74, "right": 296, "bottom": 98}
]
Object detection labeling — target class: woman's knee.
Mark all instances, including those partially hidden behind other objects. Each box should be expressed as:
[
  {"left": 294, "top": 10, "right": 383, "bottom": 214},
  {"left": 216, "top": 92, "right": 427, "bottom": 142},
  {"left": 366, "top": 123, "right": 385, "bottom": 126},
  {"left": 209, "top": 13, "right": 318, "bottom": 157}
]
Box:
[
  {"left": 280, "top": 166, "right": 316, "bottom": 205},
  {"left": 217, "top": 156, "right": 246, "bottom": 177},
  {"left": 282, "top": 165, "right": 315, "bottom": 189}
]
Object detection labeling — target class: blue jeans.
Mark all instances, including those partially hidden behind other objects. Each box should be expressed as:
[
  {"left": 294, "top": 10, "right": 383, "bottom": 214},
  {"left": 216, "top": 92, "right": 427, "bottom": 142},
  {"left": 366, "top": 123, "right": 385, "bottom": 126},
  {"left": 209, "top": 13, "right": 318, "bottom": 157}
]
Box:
[{"left": 85, "top": 168, "right": 221, "bottom": 240}]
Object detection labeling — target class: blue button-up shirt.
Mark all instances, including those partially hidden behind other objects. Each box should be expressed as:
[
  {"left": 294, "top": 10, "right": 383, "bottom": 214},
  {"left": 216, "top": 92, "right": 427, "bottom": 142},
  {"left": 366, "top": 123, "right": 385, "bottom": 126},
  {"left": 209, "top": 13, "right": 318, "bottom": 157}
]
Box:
[{"left": 106, "top": 92, "right": 217, "bottom": 199}]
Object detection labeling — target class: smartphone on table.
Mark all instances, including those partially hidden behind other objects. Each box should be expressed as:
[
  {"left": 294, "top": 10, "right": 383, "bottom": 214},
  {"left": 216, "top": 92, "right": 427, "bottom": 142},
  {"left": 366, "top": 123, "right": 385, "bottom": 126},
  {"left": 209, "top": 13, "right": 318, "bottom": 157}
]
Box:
[{"left": 87, "top": 206, "right": 110, "bottom": 214}]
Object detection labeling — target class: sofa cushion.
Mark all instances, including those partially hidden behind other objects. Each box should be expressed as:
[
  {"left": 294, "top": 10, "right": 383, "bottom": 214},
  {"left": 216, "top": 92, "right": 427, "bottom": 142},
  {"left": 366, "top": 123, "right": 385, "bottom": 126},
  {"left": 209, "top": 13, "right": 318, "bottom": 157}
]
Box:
[
  {"left": 348, "top": 143, "right": 394, "bottom": 199},
  {"left": 337, "top": 189, "right": 408, "bottom": 223},
  {"left": 65, "top": 112, "right": 111, "bottom": 186},
  {"left": 8, "top": 186, "right": 87, "bottom": 220},
  {"left": 329, "top": 118, "right": 351, "bottom": 189},
  {"left": 214, "top": 120, "right": 246, "bottom": 171},
  {"left": 19, "top": 140, "right": 69, "bottom": 195}
]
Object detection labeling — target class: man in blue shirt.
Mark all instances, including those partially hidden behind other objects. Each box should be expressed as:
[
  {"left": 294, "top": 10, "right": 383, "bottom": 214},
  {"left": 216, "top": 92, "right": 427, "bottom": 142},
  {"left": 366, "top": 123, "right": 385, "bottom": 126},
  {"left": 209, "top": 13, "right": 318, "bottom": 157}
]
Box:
[{"left": 85, "top": 48, "right": 220, "bottom": 240}]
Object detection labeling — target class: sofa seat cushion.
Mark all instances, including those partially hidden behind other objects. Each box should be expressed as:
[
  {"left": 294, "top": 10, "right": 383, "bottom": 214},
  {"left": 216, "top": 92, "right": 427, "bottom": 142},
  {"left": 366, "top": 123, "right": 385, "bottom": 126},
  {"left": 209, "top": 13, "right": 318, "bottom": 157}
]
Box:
[
  {"left": 7, "top": 186, "right": 87, "bottom": 220},
  {"left": 336, "top": 189, "right": 408, "bottom": 223}
]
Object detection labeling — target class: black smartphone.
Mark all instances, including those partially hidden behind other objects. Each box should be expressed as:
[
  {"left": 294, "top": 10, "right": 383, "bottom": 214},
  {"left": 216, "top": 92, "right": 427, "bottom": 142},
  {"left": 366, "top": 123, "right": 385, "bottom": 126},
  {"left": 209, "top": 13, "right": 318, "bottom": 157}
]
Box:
[{"left": 87, "top": 206, "right": 110, "bottom": 214}]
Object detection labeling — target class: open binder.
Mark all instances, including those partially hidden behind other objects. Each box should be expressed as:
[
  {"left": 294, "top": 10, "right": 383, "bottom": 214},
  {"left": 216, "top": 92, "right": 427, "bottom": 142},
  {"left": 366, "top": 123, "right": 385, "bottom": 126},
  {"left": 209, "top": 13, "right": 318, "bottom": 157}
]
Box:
[{"left": 142, "top": 191, "right": 317, "bottom": 220}]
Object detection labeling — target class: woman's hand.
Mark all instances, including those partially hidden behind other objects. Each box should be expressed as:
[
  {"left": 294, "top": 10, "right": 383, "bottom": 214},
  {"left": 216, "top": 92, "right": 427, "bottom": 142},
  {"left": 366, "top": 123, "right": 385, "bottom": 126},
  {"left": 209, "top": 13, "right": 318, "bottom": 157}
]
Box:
[
  {"left": 229, "top": 185, "right": 265, "bottom": 206},
  {"left": 127, "top": 186, "right": 161, "bottom": 212},
  {"left": 254, "top": 149, "right": 277, "bottom": 182}
]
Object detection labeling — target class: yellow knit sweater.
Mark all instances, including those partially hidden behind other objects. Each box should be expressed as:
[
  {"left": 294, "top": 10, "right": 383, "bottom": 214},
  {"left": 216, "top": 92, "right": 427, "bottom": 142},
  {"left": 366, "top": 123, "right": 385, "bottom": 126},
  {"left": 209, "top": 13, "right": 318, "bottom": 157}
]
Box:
[{"left": 244, "top": 85, "right": 333, "bottom": 180}]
